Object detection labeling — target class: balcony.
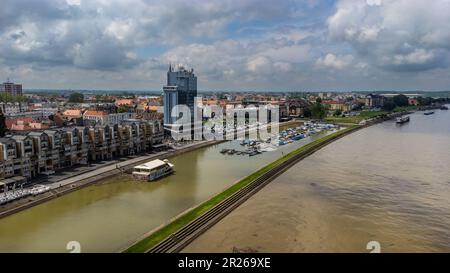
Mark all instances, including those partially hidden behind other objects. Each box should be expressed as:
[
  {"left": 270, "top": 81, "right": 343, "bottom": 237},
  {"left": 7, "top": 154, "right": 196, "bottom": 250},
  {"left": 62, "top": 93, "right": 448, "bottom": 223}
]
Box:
[{"left": 49, "top": 154, "right": 59, "bottom": 160}]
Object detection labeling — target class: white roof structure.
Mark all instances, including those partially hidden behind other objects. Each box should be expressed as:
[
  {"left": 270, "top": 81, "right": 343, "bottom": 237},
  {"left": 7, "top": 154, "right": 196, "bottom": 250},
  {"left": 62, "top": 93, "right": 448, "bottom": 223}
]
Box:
[{"left": 134, "top": 159, "right": 173, "bottom": 171}]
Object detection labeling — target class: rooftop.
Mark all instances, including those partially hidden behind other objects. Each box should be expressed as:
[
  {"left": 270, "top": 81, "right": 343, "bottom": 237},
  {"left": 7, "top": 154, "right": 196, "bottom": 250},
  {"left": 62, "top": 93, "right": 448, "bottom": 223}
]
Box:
[
  {"left": 134, "top": 159, "right": 172, "bottom": 171},
  {"left": 84, "top": 110, "right": 108, "bottom": 116}
]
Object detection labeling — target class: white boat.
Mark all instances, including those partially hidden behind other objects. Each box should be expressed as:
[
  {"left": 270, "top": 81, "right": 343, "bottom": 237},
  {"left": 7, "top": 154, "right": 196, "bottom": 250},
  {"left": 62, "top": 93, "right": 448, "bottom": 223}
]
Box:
[
  {"left": 132, "top": 159, "right": 174, "bottom": 181},
  {"left": 396, "top": 116, "right": 410, "bottom": 124}
]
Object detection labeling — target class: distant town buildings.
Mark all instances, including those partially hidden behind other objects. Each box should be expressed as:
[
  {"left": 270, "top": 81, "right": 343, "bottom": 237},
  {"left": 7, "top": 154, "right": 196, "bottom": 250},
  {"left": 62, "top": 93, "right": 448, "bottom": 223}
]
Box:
[
  {"left": 2, "top": 69, "right": 444, "bottom": 190},
  {"left": 83, "top": 110, "right": 135, "bottom": 126},
  {"left": 365, "top": 94, "right": 387, "bottom": 108},
  {"left": 6, "top": 117, "right": 50, "bottom": 131},
  {"left": 322, "top": 100, "right": 352, "bottom": 112},
  {"left": 0, "top": 102, "right": 28, "bottom": 115},
  {"left": 163, "top": 64, "right": 197, "bottom": 126},
  {"left": 0, "top": 80, "right": 23, "bottom": 96}
]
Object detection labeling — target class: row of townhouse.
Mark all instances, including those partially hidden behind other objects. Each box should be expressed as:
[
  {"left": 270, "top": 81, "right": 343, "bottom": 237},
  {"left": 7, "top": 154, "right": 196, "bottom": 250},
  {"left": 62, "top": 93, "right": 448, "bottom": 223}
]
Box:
[{"left": 0, "top": 119, "right": 164, "bottom": 183}]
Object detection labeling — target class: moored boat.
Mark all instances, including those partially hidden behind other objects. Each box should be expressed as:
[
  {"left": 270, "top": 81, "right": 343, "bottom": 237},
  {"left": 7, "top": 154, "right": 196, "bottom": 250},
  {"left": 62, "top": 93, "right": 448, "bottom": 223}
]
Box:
[
  {"left": 132, "top": 159, "right": 174, "bottom": 181},
  {"left": 424, "top": 111, "right": 435, "bottom": 116},
  {"left": 396, "top": 116, "right": 410, "bottom": 124},
  {"left": 440, "top": 105, "right": 449, "bottom": 110}
]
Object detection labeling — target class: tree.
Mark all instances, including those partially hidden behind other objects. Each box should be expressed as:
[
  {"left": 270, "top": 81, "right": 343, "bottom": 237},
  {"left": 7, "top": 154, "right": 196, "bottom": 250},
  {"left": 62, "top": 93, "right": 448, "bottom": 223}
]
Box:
[
  {"left": 382, "top": 100, "right": 396, "bottom": 111},
  {"left": 303, "top": 107, "right": 312, "bottom": 118},
  {"left": 353, "top": 102, "right": 364, "bottom": 111},
  {"left": 0, "top": 93, "right": 26, "bottom": 103},
  {"left": 0, "top": 112, "right": 6, "bottom": 137},
  {"left": 68, "top": 92, "right": 84, "bottom": 103},
  {"left": 117, "top": 105, "right": 128, "bottom": 113},
  {"left": 333, "top": 109, "right": 343, "bottom": 116},
  {"left": 417, "top": 96, "right": 433, "bottom": 106},
  {"left": 310, "top": 102, "right": 326, "bottom": 119},
  {"left": 393, "top": 94, "right": 409, "bottom": 107}
]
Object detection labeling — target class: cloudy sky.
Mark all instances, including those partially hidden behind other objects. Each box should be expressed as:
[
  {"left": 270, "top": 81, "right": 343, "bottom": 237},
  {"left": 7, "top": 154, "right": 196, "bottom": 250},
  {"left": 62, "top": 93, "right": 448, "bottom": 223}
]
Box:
[{"left": 1, "top": 0, "right": 450, "bottom": 91}]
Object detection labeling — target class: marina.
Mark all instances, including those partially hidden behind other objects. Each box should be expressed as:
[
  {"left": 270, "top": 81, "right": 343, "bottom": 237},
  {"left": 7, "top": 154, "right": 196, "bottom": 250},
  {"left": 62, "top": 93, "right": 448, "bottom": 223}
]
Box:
[{"left": 219, "top": 122, "right": 338, "bottom": 157}]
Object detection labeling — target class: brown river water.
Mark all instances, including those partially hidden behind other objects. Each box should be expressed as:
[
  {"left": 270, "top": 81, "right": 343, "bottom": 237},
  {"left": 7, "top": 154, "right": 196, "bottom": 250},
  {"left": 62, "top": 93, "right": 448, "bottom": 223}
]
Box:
[{"left": 186, "top": 108, "right": 450, "bottom": 253}]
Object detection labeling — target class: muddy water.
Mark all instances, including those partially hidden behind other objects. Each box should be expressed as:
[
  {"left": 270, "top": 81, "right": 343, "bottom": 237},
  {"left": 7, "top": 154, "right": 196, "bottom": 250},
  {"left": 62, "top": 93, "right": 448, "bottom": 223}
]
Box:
[{"left": 185, "top": 109, "right": 450, "bottom": 253}]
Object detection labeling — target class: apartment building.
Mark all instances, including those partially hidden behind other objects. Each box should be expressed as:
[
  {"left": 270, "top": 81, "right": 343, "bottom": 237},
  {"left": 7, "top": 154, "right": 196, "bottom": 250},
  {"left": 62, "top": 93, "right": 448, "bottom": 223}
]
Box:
[
  {"left": 0, "top": 138, "right": 18, "bottom": 179},
  {"left": 0, "top": 119, "right": 164, "bottom": 184},
  {"left": 0, "top": 102, "right": 28, "bottom": 115},
  {"left": 0, "top": 80, "right": 23, "bottom": 96},
  {"left": 11, "top": 135, "right": 34, "bottom": 178},
  {"left": 83, "top": 110, "right": 135, "bottom": 125},
  {"left": 28, "top": 131, "right": 51, "bottom": 175}
]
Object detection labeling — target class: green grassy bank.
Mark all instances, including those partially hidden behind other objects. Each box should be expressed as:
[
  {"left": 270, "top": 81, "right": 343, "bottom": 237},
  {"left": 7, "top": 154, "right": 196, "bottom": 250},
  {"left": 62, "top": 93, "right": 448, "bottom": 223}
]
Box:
[
  {"left": 325, "top": 111, "right": 388, "bottom": 124},
  {"left": 325, "top": 106, "right": 421, "bottom": 124}
]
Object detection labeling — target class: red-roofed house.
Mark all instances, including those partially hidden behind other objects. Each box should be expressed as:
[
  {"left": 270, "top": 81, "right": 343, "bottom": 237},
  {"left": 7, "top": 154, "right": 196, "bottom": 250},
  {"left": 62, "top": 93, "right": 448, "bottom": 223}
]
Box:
[
  {"left": 115, "top": 99, "right": 135, "bottom": 107},
  {"left": 6, "top": 117, "right": 50, "bottom": 131}
]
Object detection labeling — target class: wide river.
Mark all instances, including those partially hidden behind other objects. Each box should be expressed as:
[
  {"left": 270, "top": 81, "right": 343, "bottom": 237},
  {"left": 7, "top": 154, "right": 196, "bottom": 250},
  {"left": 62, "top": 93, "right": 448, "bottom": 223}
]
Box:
[
  {"left": 0, "top": 123, "right": 335, "bottom": 252},
  {"left": 186, "top": 107, "right": 450, "bottom": 252}
]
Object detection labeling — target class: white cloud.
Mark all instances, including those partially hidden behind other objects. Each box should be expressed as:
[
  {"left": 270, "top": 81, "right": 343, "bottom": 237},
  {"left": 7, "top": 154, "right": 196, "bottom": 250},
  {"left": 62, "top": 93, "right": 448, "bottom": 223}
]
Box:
[
  {"left": 392, "top": 49, "right": 435, "bottom": 66},
  {"left": 328, "top": 0, "right": 450, "bottom": 72},
  {"left": 316, "top": 54, "right": 354, "bottom": 70},
  {"left": 66, "top": 0, "right": 80, "bottom": 6},
  {"left": 1, "top": 0, "right": 450, "bottom": 91}
]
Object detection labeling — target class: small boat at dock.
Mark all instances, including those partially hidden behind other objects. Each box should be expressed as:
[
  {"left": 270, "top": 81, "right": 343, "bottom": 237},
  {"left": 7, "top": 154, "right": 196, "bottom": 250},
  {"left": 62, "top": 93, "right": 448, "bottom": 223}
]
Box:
[
  {"left": 440, "top": 105, "right": 449, "bottom": 110},
  {"left": 424, "top": 111, "right": 435, "bottom": 116}
]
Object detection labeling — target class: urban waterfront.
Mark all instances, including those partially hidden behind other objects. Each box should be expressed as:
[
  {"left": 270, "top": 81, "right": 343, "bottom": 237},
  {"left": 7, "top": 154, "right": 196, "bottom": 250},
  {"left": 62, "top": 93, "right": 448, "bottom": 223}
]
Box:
[
  {"left": 0, "top": 123, "right": 337, "bottom": 252},
  {"left": 186, "top": 108, "right": 450, "bottom": 253}
]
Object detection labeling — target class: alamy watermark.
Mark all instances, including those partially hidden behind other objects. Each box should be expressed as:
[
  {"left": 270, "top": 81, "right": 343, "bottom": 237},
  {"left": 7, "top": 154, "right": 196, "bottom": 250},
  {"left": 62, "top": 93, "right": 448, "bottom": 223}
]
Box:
[{"left": 167, "top": 98, "right": 280, "bottom": 144}]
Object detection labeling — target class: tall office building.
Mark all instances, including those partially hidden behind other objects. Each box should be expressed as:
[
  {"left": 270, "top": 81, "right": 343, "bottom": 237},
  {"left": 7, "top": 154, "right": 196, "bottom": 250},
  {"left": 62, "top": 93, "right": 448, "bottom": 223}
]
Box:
[
  {"left": 163, "top": 64, "right": 197, "bottom": 126},
  {"left": 1, "top": 80, "right": 23, "bottom": 96}
]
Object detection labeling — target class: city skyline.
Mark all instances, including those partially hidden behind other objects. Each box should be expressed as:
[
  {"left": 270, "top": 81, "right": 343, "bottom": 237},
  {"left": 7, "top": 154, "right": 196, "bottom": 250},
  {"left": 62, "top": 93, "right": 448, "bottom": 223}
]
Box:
[{"left": 1, "top": 0, "right": 450, "bottom": 92}]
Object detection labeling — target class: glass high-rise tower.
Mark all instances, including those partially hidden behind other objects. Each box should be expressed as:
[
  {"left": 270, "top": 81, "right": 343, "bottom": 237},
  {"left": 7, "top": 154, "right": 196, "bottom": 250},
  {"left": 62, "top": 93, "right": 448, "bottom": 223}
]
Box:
[{"left": 163, "top": 64, "right": 197, "bottom": 126}]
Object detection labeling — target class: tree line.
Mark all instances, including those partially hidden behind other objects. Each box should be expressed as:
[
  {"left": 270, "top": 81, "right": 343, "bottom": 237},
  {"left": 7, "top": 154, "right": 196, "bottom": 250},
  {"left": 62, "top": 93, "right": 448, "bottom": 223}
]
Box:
[{"left": 0, "top": 93, "right": 27, "bottom": 103}]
